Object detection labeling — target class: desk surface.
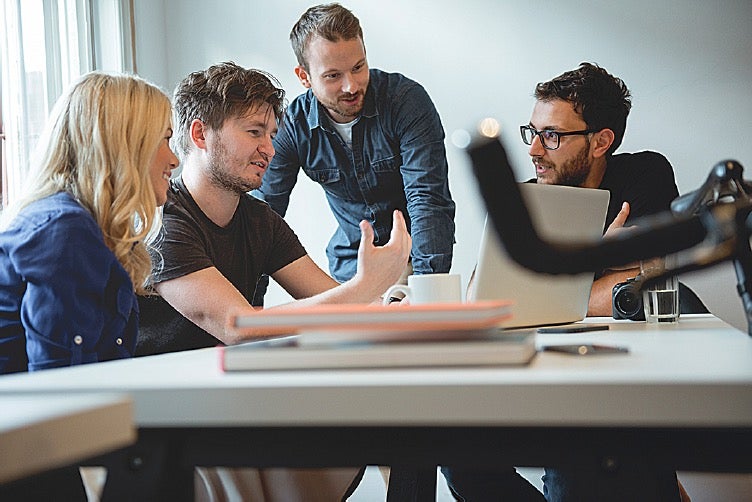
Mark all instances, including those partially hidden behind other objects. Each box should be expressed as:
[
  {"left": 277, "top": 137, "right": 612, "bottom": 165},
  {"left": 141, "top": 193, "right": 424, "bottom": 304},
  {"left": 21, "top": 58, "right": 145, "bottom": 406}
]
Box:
[
  {"left": 0, "top": 315, "right": 749, "bottom": 428},
  {"left": 0, "top": 393, "right": 134, "bottom": 484}
]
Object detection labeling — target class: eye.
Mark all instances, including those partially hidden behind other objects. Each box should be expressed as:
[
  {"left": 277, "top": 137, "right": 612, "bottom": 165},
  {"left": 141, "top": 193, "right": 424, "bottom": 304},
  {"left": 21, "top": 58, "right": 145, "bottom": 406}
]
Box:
[
  {"left": 541, "top": 130, "right": 558, "bottom": 140},
  {"left": 247, "top": 129, "right": 261, "bottom": 137},
  {"left": 324, "top": 72, "right": 339, "bottom": 80}
]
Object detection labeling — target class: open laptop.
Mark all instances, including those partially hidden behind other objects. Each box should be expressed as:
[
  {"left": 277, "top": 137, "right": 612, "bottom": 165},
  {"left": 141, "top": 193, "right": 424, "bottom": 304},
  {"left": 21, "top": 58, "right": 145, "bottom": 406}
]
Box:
[{"left": 469, "top": 183, "right": 610, "bottom": 329}]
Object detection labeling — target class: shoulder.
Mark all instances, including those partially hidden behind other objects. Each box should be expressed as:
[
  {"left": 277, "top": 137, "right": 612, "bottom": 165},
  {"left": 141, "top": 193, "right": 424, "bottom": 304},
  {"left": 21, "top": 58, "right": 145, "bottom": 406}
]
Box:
[
  {"left": 11, "top": 193, "right": 101, "bottom": 240},
  {"left": 2, "top": 193, "right": 111, "bottom": 271},
  {"left": 609, "top": 151, "right": 674, "bottom": 173},
  {"left": 240, "top": 193, "right": 285, "bottom": 221},
  {"left": 162, "top": 178, "right": 201, "bottom": 221},
  {"left": 285, "top": 90, "right": 316, "bottom": 120},
  {"left": 606, "top": 151, "right": 677, "bottom": 185},
  {"left": 369, "top": 68, "right": 424, "bottom": 97},
  {"left": 368, "top": 69, "right": 432, "bottom": 109}
]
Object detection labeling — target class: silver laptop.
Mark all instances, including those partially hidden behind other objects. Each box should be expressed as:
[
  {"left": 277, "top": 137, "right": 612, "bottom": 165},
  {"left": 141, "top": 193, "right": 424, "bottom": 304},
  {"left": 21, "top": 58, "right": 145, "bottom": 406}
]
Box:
[{"left": 469, "top": 183, "right": 610, "bottom": 328}]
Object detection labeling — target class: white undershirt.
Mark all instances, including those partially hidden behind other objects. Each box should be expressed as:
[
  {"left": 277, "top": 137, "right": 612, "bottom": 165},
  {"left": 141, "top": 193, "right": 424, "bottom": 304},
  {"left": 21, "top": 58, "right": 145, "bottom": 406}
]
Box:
[{"left": 331, "top": 117, "right": 359, "bottom": 149}]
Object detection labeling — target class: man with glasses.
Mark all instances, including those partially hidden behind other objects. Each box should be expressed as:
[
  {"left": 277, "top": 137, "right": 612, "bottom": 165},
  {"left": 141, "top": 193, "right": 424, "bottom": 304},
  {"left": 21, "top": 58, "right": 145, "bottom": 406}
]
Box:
[
  {"left": 447, "top": 63, "right": 686, "bottom": 501},
  {"left": 521, "top": 62, "right": 679, "bottom": 317}
]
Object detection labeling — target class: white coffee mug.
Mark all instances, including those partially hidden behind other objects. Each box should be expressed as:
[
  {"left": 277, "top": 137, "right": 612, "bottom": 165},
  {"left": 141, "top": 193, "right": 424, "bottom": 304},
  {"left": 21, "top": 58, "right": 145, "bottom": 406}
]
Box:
[{"left": 382, "top": 273, "right": 462, "bottom": 305}]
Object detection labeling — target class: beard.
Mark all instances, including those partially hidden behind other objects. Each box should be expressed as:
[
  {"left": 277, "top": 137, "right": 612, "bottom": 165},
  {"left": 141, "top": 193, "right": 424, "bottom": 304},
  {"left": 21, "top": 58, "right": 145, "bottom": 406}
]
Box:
[
  {"left": 207, "top": 138, "right": 262, "bottom": 194},
  {"left": 321, "top": 92, "right": 364, "bottom": 122},
  {"left": 536, "top": 142, "right": 592, "bottom": 187}
]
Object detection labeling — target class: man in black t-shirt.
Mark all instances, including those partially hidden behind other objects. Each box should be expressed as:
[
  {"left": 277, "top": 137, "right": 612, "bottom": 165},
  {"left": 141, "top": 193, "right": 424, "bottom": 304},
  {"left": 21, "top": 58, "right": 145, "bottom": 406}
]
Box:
[
  {"left": 521, "top": 62, "right": 679, "bottom": 317},
  {"left": 136, "top": 61, "right": 412, "bottom": 501},
  {"left": 446, "top": 63, "right": 685, "bottom": 502},
  {"left": 137, "top": 63, "right": 411, "bottom": 356}
]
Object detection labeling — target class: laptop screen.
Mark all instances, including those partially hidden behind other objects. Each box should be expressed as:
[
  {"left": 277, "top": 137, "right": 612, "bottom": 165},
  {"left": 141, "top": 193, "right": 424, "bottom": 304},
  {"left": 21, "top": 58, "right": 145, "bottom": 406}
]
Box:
[{"left": 470, "top": 183, "right": 610, "bottom": 328}]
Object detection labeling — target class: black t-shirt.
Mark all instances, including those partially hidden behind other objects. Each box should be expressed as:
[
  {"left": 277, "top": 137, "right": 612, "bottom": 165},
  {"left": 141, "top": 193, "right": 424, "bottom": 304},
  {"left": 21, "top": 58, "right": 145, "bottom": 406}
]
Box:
[
  {"left": 136, "top": 178, "right": 306, "bottom": 355},
  {"left": 599, "top": 151, "right": 679, "bottom": 229},
  {"left": 530, "top": 151, "right": 679, "bottom": 230},
  {"left": 528, "top": 151, "right": 679, "bottom": 280}
]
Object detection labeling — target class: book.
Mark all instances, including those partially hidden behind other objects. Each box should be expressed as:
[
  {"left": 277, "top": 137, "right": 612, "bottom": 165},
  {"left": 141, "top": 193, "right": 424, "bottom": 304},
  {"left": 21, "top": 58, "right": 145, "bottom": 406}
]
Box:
[
  {"left": 228, "top": 300, "right": 513, "bottom": 338},
  {"left": 220, "top": 331, "right": 536, "bottom": 371}
]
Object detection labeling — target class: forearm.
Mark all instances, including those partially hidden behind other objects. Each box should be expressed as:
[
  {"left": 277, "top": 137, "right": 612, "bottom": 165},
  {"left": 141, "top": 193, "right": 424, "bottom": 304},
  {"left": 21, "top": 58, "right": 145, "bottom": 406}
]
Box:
[
  {"left": 405, "top": 201, "right": 455, "bottom": 274},
  {"left": 588, "top": 268, "right": 640, "bottom": 316},
  {"left": 155, "top": 269, "right": 254, "bottom": 346},
  {"left": 273, "top": 255, "right": 397, "bottom": 307}
]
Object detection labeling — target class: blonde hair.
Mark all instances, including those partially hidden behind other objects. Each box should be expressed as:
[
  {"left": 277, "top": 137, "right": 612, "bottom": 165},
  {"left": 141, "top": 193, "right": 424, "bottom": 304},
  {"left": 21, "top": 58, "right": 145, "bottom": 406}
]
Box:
[{"left": 1, "top": 72, "right": 171, "bottom": 294}]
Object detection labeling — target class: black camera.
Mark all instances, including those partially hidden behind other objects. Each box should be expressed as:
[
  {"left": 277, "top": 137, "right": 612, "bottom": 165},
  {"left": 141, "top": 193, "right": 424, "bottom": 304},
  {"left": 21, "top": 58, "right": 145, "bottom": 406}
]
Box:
[{"left": 612, "top": 275, "right": 645, "bottom": 321}]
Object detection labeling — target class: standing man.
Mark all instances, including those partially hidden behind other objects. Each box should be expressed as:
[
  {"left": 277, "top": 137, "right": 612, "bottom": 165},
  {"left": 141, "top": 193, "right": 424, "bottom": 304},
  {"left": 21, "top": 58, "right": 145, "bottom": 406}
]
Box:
[
  {"left": 255, "top": 3, "right": 455, "bottom": 283},
  {"left": 522, "top": 62, "right": 679, "bottom": 317}
]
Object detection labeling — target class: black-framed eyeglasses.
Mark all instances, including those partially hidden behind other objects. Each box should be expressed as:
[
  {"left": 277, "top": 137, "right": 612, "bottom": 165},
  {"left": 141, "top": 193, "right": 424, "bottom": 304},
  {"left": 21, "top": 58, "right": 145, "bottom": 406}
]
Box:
[{"left": 519, "top": 125, "right": 596, "bottom": 151}]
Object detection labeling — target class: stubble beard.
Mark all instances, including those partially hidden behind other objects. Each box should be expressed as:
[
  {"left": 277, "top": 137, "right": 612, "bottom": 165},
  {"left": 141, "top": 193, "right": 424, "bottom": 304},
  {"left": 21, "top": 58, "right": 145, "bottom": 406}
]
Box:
[
  {"left": 538, "top": 143, "right": 592, "bottom": 187},
  {"left": 324, "top": 93, "right": 363, "bottom": 122},
  {"left": 207, "top": 140, "right": 260, "bottom": 194}
]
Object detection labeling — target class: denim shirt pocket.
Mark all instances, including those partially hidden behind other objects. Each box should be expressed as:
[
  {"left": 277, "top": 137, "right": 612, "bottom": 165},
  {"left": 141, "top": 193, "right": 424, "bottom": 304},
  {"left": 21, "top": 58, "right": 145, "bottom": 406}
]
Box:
[
  {"left": 371, "top": 155, "right": 401, "bottom": 173},
  {"left": 303, "top": 167, "right": 341, "bottom": 184}
]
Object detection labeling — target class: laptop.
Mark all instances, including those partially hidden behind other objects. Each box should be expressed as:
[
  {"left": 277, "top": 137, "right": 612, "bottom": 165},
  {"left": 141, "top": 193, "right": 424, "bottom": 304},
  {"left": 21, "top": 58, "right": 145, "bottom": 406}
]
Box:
[{"left": 469, "top": 183, "right": 610, "bottom": 329}]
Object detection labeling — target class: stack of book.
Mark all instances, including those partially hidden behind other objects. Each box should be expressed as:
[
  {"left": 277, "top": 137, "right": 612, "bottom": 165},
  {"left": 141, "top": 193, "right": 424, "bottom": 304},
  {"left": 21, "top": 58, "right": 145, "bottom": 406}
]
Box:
[{"left": 220, "top": 301, "right": 537, "bottom": 371}]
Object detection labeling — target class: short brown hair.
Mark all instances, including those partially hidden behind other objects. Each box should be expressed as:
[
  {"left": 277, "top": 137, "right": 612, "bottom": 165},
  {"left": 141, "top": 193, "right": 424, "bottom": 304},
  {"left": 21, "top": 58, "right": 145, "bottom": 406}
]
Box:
[
  {"left": 535, "top": 62, "right": 632, "bottom": 156},
  {"left": 290, "top": 3, "right": 363, "bottom": 69},
  {"left": 173, "top": 62, "right": 285, "bottom": 158}
]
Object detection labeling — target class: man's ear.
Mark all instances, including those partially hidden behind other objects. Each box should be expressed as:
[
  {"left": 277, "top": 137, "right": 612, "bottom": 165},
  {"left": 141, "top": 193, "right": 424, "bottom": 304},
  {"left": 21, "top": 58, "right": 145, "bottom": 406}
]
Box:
[
  {"left": 294, "top": 65, "right": 312, "bottom": 89},
  {"left": 190, "top": 119, "right": 208, "bottom": 150},
  {"left": 591, "top": 128, "right": 615, "bottom": 158}
]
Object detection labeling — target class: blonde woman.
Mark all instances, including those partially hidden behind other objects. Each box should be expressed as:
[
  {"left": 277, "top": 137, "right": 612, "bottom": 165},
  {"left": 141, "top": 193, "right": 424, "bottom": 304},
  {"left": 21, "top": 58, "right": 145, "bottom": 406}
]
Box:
[{"left": 0, "top": 72, "right": 177, "bottom": 374}]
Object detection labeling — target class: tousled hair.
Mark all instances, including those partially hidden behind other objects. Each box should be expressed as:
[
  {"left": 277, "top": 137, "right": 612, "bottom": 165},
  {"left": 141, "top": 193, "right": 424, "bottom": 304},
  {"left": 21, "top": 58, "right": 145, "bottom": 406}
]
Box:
[
  {"left": 290, "top": 3, "right": 363, "bottom": 69},
  {"left": 0, "top": 72, "right": 170, "bottom": 294},
  {"left": 534, "top": 62, "right": 632, "bottom": 156},
  {"left": 172, "top": 62, "right": 285, "bottom": 160}
]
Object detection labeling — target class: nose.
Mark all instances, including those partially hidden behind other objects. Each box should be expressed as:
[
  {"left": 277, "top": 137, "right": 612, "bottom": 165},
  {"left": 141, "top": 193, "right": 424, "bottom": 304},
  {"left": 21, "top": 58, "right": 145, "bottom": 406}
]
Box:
[
  {"left": 528, "top": 133, "right": 546, "bottom": 156},
  {"left": 168, "top": 146, "right": 179, "bottom": 171},
  {"left": 258, "top": 135, "right": 275, "bottom": 160},
  {"left": 341, "top": 73, "right": 354, "bottom": 94}
]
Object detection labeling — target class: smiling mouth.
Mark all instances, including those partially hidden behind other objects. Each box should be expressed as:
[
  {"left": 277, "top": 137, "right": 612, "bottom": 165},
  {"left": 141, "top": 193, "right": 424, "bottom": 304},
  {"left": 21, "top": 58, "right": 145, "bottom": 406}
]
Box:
[{"left": 340, "top": 93, "right": 360, "bottom": 103}]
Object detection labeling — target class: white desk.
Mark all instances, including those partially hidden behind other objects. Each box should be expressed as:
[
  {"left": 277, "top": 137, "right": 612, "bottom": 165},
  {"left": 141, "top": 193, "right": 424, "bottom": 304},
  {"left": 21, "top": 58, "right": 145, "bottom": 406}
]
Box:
[
  {"left": 0, "top": 394, "right": 134, "bottom": 484},
  {"left": 0, "top": 314, "right": 749, "bottom": 499}
]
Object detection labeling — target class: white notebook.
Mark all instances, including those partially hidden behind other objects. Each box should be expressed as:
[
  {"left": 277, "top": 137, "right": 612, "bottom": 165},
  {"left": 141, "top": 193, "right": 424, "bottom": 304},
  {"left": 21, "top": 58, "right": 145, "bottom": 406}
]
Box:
[{"left": 220, "top": 330, "right": 536, "bottom": 371}]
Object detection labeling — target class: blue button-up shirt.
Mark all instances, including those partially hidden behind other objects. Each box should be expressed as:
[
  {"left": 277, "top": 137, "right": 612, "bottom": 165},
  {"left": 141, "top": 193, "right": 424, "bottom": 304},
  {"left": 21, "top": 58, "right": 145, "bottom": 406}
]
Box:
[
  {"left": 255, "top": 69, "right": 456, "bottom": 282},
  {"left": 0, "top": 192, "right": 138, "bottom": 374}
]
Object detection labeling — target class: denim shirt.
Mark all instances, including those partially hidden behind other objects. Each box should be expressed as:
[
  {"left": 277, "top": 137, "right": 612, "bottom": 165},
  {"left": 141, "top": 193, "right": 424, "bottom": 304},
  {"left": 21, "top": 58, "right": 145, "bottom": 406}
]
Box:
[
  {"left": 255, "top": 69, "right": 456, "bottom": 282},
  {"left": 0, "top": 192, "right": 138, "bottom": 374}
]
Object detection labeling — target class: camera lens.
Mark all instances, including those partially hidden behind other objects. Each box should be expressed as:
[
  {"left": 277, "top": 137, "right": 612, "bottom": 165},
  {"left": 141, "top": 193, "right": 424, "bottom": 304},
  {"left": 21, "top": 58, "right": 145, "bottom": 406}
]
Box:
[{"left": 615, "top": 290, "right": 641, "bottom": 317}]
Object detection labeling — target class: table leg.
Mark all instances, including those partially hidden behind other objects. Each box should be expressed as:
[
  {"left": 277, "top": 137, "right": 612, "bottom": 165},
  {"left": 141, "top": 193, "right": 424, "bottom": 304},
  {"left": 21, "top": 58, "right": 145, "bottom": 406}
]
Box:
[
  {"left": 386, "top": 466, "right": 437, "bottom": 502},
  {"left": 98, "top": 432, "right": 194, "bottom": 501}
]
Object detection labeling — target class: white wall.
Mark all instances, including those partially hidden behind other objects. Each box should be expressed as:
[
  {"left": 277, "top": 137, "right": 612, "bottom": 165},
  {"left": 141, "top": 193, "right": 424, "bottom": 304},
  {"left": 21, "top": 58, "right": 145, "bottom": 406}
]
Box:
[{"left": 132, "top": 0, "right": 752, "bottom": 330}]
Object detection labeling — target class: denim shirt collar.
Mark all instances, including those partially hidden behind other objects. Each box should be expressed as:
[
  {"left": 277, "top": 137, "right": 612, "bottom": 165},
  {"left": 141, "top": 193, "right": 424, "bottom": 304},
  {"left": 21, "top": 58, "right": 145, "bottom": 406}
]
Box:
[{"left": 306, "top": 84, "right": 379, "bottom": 131}]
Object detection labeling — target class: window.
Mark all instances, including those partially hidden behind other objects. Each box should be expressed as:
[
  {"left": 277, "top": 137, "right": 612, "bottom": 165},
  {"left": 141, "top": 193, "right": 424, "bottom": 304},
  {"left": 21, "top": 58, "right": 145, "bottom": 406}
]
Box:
[{"left": 0, "top": 0, "right": 134, "bottom": 207}]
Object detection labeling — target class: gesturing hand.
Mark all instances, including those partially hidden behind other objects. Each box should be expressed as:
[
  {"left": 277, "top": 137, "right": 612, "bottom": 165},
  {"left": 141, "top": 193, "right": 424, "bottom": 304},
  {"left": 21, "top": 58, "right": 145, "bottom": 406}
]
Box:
[
  {"left": 604, "top": 201, "right": 631, "bottom": 240},
  {"left": 355, "top": 210, "right": 412, "bottom": 295}
]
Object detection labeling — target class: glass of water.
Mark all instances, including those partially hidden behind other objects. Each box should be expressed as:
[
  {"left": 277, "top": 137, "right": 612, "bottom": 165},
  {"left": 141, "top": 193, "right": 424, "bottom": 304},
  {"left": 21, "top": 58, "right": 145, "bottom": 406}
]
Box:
[{"left": 640, "top": 256, "right": 680, "bottom": 323}]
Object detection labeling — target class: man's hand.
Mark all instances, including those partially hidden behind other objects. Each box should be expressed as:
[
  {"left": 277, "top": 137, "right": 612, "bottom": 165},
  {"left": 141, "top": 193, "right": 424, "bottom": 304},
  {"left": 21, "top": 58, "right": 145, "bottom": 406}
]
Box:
[
  {"left": 602, "top": 201, "right": 640, "bottom": 271},
  {"left": 354, "top": 210, "right": 412, "bottom": 295},
  {"left": 604, "top": 201, "right": 630, "bottom": 240},
  {"left": 588, "top": 201, "right": 639, "bottom": 315}
]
